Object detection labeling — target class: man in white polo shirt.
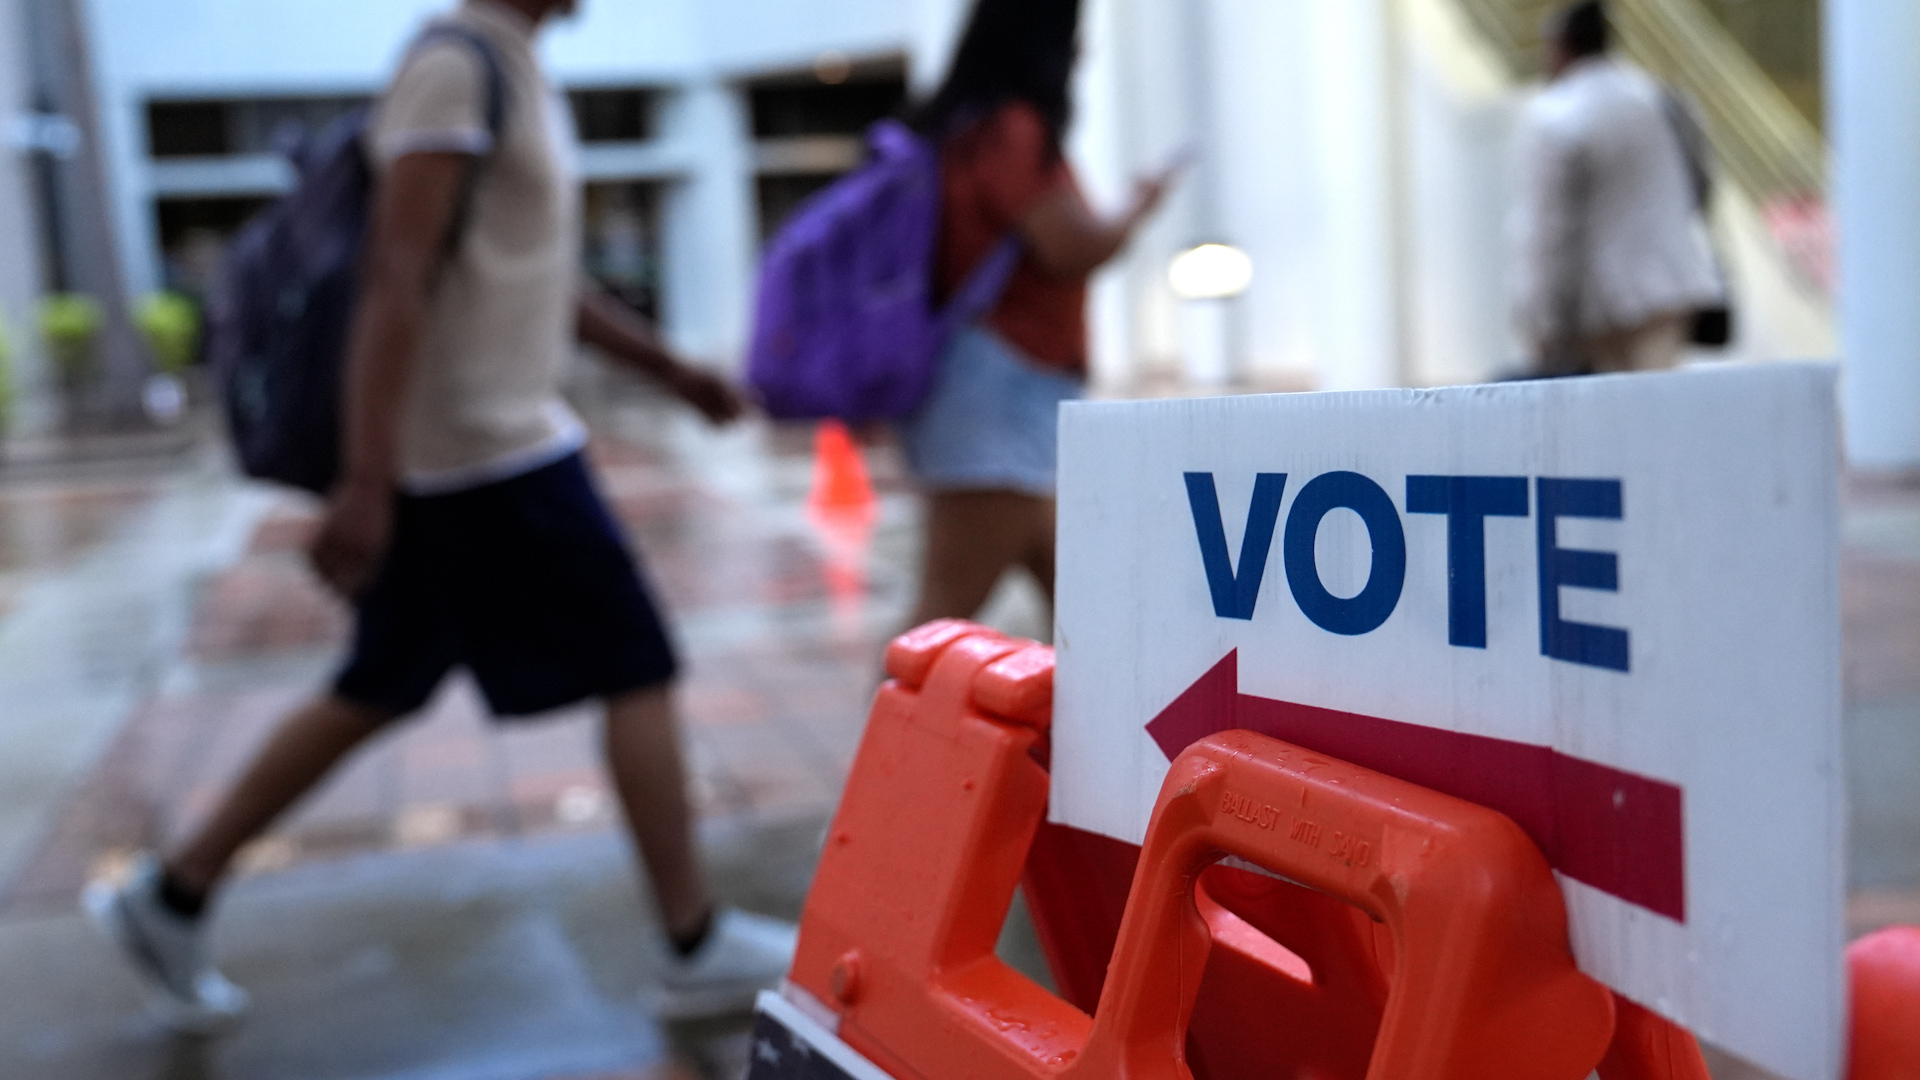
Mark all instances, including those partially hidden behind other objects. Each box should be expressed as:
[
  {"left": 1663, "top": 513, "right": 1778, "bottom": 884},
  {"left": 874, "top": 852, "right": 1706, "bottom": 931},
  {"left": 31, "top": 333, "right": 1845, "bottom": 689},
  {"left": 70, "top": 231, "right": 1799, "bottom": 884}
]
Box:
[
  {"left": 1510, "top": 0, "right": 1724, "bottom": 375},
  {"left": 87, "top": 0, "right": 793, "bottom": 1030}
]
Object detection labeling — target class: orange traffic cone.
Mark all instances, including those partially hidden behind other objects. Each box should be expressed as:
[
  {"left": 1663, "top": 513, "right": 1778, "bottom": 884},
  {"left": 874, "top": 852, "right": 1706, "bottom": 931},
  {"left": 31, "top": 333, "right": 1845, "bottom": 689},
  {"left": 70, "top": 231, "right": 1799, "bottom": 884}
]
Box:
[
  {"left": 809, "top": 419, "right": 875, "bottom": 516},
  {"left": 808, "top": 420, "right": 877, "bottom": 635}
]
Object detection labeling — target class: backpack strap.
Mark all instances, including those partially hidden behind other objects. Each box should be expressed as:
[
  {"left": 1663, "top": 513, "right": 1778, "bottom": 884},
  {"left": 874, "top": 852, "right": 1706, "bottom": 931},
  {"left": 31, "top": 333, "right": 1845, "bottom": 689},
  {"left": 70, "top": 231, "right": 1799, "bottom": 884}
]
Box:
[
  {"left": 408, "top": 23, "right": 510, "bottom": 259},
  {"left": 1657, "top": 89, "right": 1712, "bottom": 212},
  {"left": 937, "top": 236, "right": 1023, "bottom": 336}
]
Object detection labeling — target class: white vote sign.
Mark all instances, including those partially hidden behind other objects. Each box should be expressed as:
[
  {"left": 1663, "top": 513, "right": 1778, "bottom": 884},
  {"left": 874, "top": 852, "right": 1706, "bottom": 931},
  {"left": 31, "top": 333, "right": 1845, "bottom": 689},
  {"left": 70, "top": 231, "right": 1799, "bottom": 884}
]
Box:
[{"left": 1053, "top": 365, "right": 1843, "bottom": 1080}]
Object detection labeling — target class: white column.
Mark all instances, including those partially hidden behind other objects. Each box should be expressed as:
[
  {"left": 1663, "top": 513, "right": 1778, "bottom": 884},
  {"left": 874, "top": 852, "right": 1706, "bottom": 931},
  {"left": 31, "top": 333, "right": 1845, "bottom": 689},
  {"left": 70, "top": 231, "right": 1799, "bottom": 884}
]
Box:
[
  {"left": 1828, "top": 0, "right": 1920, "bottom": 469},
  {"left": 909, "top": 0, "right": 970, "bottom": 92},
  {"left": 1309, "top": 0, "right": 1402, "bottom": 391},
  {"left": 0, "top": 0, "right": 52, "bottom": 435},
  {"left": 1070, "top": 0, "right": 1135, "bottom": 390},
  {"left": 1088, "top": 0, "right": 1194, "bottom": 384},
  {"left": 659, "top": 78, "right": 757, "bottom": 370}
]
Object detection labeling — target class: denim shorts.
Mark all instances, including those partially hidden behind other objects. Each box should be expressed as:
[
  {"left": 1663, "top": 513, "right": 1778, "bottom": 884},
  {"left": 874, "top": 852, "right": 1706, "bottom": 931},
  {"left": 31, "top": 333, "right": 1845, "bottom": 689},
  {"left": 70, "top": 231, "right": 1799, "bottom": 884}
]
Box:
[
  {"left": 898, "top": 325, "right": 1084, "bottom": 497},
  {"left": 333, "top": 452, "right": 678, "bottom": 719}
]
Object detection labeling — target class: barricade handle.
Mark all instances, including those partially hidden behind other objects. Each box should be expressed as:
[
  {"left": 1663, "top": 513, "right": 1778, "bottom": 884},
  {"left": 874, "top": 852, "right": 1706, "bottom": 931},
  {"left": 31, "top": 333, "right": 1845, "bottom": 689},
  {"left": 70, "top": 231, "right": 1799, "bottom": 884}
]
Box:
[
  {"left": 799, "top": 626, "right": 1612, "bottom": 1080},
  {"left": 1071, "top": 730, "right": 1615, "bottom": 1080}
]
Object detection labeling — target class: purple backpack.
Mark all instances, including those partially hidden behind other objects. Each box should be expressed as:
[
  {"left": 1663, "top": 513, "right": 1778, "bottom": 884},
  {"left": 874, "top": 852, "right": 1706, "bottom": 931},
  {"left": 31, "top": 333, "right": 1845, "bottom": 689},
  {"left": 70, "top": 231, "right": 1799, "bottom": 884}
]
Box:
[
  {"left": 746, "top": 118, "right": 1021, "bottom": 422},
  {"left": 208, "top": 25, "right": 504, "bottom": 494}
]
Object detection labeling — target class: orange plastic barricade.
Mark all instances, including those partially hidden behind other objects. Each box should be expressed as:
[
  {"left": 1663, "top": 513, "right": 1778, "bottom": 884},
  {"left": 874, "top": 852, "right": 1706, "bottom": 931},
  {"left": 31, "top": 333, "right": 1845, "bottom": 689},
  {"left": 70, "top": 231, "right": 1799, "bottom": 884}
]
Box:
[
  {"left": 1020, "top": 779, "right": 1713, "bottom": 1080},
  {"left": 1846, "top": 925, "right": 1920, "bottom": 1080},
  {"left": 750, "top": 621, "right": 1651, "bottom": 1080}
]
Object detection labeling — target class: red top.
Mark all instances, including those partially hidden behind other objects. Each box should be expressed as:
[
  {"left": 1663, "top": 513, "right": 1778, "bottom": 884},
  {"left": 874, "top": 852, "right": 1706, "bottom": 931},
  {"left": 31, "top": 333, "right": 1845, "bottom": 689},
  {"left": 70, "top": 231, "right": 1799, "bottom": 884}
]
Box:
[{"left": 936, "top": 102, "right": 1087, "bottom": 374}]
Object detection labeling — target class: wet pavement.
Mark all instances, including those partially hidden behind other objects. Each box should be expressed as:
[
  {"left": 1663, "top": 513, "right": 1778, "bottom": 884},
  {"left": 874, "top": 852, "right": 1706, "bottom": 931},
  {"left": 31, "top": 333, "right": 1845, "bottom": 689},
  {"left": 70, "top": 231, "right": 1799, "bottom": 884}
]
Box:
[
  {"left": 0, "top": 373, "right": 1913, "bottom": 1080},
  {"left": 0, "top": 375, "right": 1051, "bottom": 1080},
  {"left": 1838, "top": 476, "right": 1920, "bottom": 926}
]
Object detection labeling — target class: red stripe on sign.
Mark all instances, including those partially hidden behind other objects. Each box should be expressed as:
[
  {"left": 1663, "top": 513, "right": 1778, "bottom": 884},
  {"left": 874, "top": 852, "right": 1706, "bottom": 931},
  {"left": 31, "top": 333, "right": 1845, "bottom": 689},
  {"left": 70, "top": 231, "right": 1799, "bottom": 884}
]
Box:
[{"left": 1146, "top": 650, "right": 1685, "bottom": 922}]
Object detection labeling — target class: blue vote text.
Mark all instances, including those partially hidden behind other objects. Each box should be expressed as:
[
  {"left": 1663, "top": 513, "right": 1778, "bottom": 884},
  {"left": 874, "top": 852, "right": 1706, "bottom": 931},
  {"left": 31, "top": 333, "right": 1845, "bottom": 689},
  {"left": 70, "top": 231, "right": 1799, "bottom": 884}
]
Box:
[{"left": 1183, "top": 471, "right": 1628, "bottom": 672}]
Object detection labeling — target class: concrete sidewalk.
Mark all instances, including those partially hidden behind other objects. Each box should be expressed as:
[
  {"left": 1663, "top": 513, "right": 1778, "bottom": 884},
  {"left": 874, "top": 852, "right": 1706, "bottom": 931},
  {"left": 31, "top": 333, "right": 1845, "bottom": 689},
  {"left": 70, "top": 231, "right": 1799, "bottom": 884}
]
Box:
[
  {"left": 0, "top": 823, "right": 822, "bottom": 1080},
  {"left": 0, "top": 449, "right": 274, "bottom": 894}
]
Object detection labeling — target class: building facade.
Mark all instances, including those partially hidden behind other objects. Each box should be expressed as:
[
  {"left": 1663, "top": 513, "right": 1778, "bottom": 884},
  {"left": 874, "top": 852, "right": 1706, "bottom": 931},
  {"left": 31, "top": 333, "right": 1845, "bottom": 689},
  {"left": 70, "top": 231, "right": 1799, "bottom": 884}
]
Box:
[
  {"left": 0, "top": 0, "right": 50, "bottom": 432},
  {"left": 32, "top": 0, "right": 1874, "bottom": 439},
  {"left": 83, "top": 0, "right": 917, "bottom": 366}
]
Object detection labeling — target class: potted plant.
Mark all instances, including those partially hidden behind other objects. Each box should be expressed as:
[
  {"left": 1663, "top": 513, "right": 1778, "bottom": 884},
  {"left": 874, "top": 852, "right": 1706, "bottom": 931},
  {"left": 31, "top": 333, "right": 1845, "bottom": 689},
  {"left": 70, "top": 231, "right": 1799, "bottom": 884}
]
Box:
[
  {"left": 38, "top": 293, "right": 101, "bottom": 432},
  {"left": 136, "top": 291, "right": 198, "bottom": 425}
]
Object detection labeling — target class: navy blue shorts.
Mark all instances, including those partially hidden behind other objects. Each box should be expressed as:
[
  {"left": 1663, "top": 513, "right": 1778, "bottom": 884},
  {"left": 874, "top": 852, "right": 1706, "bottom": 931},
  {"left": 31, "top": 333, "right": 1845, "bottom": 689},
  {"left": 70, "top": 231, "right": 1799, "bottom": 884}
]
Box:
[{"left": 333, "top": 452, "right": 678, "bottom": 719}]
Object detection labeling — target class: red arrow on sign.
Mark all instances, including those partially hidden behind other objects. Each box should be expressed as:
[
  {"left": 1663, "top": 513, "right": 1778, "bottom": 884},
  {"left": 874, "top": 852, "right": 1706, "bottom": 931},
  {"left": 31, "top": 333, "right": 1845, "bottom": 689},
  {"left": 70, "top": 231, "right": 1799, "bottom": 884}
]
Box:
[{"left": 1147, "top": 650, "right": 1686, "bottom": 922}]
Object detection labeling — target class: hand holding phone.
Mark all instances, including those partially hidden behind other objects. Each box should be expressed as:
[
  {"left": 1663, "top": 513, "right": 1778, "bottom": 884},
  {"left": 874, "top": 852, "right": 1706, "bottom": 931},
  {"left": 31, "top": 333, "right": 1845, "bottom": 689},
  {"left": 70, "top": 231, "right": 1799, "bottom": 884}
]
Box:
[
  {"left": 1132, "top": 142, "right": 1196, "bottom": 219},
  {"left": 1153, "top": 141, "right": 1201, "bottom": 180}
]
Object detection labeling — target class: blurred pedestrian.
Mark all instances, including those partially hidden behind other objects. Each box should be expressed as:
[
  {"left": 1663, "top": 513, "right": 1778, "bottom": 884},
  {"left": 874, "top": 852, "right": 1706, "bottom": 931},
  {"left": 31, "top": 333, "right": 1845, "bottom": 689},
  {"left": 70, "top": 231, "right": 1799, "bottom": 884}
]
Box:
[
  {"left": 900, "top": 0, "right": 1175, "bottom": 627},
  {"left": 1509, "top": 0, "right": 1724, "bottom": 376},
  {"left": 86, "top": 0, "right": 792, "bottom": 1031}
]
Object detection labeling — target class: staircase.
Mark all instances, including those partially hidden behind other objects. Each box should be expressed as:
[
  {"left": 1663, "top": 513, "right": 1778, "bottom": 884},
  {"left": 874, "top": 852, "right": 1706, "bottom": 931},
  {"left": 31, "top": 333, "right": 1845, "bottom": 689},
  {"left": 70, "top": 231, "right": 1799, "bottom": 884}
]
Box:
[
  {"left": 1436, "top": 0, "right": 1836, "bottom": 365},
  {"left": 1449, "top": 0, "right": 1825, "bottom": 203}
]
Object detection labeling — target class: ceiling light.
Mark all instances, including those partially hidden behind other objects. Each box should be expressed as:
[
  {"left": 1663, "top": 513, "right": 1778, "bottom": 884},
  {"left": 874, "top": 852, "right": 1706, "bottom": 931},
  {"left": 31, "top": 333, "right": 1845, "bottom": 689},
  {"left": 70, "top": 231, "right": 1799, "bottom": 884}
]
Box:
[{"left": 1169, "top": 243, "right": 1253, "bottom": 300}]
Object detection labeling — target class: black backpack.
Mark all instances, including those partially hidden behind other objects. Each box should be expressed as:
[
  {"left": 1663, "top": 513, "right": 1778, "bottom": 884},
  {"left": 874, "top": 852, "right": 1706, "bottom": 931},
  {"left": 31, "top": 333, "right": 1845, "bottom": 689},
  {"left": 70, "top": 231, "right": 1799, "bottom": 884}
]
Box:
[{"left": 209, "top": 25, "right": 507, "bottom": 494}]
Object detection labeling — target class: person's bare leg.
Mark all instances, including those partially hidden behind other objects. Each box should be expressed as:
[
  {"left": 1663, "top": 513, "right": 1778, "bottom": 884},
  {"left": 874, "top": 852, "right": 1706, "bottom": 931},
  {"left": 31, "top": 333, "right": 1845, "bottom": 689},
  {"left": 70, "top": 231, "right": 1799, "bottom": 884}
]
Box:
[
  {"left": 1015, "top": 497, "right": 1057, "bottom": 608},
  {"left": 1625, "top": 312, "right": 1690, "bottom": 371},
  {"left": 603, "top": 684, "right": 712, "bottom": 940},
  {"left": 168, "top": 694, "right": 395, "bottom": 895},
  {"left": 905, "top": 490, "right": 1051, "bottom": 628}
]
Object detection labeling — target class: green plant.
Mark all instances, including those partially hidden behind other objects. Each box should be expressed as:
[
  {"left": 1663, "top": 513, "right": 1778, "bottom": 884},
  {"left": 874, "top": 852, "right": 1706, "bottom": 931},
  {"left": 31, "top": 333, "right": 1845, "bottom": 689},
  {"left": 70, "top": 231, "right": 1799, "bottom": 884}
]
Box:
[
  {"left": 136, "top": 291, "right": 200, "bottom": 376},
  {"left": 0, "top": 313, "right": 14, "bottom": 435},
  {"left": 38, "top": 293, "right": 102, "bottom": 381}
]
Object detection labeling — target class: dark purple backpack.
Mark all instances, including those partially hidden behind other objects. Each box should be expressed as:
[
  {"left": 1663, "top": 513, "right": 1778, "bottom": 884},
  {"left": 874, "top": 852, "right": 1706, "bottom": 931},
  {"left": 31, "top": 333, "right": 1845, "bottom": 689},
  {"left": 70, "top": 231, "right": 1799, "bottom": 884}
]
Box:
[
  {"left": 209, "top": 25, "right": 505, "bottom": 494},
  {"left": 746, "top": 118, "right": 1020, "bottom": 423}
]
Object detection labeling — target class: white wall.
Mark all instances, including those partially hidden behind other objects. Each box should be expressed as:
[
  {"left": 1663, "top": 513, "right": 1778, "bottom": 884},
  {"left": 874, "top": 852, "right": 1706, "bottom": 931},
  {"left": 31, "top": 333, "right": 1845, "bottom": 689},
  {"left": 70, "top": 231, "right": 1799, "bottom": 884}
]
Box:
[
  {"left": 1070, "top": 0, "right": 1410, "bottom": 393},
  {"left": 1083, "top": 0, "right": 1194, "bottom": 382},
  {"left": 1187, "top": 0, "right": 1518, "bottom": 392},
  {"left": 1069, "top": 0, "right": 1133, "bottom": 388},
  {"left": 908, "top": 0, "right": 969, "bottom": 93},
  {"left": 920, "top": 0, "right": 1447, "bottom": 394},
  {"left": 1400, "top": 0, "right": 1520, "bottom": 386},
  {"left": 688, "top": 0, "right": 909, "bottom": 77},
  {"left": 1247, "top": 0, "right": 1406, "bottom": 390},
  {"left": 656, "top": 78, "right": 755, "bottom": 364}
]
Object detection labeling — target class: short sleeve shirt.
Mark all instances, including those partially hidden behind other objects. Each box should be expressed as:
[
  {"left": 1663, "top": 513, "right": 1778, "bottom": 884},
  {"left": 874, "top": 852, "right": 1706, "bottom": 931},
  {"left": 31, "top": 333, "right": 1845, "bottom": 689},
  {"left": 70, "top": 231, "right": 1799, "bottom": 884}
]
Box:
[
  {"left": 367, "top": 0, "right": 584, "bottom": 493},
  {"left": 936, "top": 102, "right": 1087, "bottom": 374}
]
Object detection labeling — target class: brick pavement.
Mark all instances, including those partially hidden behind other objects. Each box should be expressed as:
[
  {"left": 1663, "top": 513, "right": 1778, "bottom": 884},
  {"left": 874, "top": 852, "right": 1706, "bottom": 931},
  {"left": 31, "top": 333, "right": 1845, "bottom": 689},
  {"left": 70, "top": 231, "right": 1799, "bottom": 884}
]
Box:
[
  {"left": 0, "top": 475, "right": 165, "bottom": 623},
  {"left": 0, "top": 403, "right": 928, "bottom": 917},
  {"left": 1840, "top": 474, "right": 1920, "bottom": 940}
]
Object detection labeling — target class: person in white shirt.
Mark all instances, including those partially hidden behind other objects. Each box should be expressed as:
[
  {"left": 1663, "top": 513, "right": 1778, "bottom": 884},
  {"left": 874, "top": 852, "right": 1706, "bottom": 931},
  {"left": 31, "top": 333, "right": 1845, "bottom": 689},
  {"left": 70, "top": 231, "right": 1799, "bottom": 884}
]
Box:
[{"left": 1509, "top": 0, "right": 1724, "bottom": 375}]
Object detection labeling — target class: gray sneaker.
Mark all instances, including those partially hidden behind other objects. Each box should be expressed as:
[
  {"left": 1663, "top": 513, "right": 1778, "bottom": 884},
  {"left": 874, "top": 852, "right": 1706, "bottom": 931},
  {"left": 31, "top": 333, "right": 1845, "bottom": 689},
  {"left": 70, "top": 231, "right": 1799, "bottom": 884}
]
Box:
[
  {"left": 82, "top": 854, "right": 249, "bottom": 1033},
  {"left": 652, "top": 907, "right": 798, "bottom": 1020}
]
